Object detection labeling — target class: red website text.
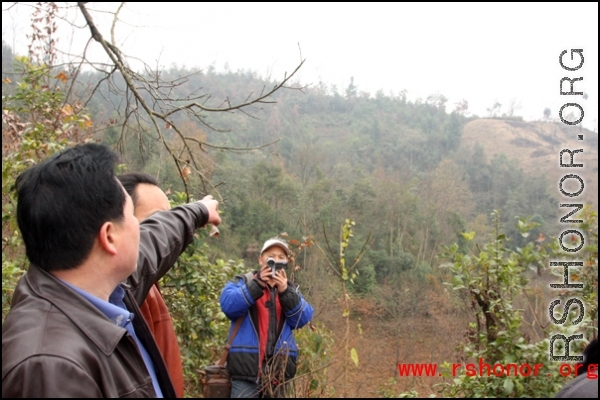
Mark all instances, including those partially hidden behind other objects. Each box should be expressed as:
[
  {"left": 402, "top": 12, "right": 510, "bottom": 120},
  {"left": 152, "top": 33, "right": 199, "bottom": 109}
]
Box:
[{"left": 398, "top": 359, "right": 599, "bottom": 378}]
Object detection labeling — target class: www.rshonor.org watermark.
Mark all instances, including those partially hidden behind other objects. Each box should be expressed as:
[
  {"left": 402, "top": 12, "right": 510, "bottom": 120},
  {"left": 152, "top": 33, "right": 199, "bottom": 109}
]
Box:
[
  {"left": 548, "top": 49, "right": 587, "bottom": 362},
  {"left": 397, "top": 360, "right": 598, "bottom": 378}
]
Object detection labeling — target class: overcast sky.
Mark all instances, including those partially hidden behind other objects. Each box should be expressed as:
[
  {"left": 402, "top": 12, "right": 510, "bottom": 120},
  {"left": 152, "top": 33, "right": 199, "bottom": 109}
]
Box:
[{"left": 3, "top": 2, "right": 598, "bottom": 131}]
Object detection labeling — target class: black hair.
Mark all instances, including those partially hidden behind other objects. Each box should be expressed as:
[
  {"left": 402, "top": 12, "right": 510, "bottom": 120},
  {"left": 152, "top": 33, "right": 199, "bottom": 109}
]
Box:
[
  {"left": 16, "top": 143, "right": 125, "bottom": 272},
  {"left": 116, "top": 172, "right": 158, "bottom": 208}
]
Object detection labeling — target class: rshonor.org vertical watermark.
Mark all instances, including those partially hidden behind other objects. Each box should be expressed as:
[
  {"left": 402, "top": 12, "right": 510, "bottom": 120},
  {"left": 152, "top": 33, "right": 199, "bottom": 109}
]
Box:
[{"left": 548, "top": 49, "right": 587, "bottom": 363}]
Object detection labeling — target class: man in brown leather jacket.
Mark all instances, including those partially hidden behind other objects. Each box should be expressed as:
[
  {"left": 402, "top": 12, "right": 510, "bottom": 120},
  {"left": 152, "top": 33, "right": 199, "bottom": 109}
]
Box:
[
  {"left": 2, "top": 143, "right": 221, "bottom": 397},
  {"left": 118, "top": 172, "right": 185, "bottom": 397}
]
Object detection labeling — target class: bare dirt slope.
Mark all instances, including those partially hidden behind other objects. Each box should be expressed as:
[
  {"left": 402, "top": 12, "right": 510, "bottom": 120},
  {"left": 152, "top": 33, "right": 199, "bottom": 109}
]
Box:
[{"left": 461, "top": 118, "right": 598, "bottom": 208}]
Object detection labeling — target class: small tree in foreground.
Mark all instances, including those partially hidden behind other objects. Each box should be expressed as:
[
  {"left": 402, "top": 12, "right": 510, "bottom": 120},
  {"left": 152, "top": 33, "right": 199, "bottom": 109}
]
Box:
[
  {"left": 394, "top": 209, "right": 597, "bottom": 398},
  {"left": 2, "top": 53, "right": 93, "bottom": 320}
]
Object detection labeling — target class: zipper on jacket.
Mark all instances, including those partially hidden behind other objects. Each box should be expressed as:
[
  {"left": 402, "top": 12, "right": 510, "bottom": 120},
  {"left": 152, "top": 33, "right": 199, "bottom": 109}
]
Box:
[{"left": 266, "top": 287, "right": 278, "bottom": 358}]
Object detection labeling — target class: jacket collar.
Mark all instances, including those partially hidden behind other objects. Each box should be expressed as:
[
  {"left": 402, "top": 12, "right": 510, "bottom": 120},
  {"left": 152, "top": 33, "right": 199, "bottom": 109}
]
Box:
[{"left": 25, "top": 264, "right": 128, "bottom": 356}]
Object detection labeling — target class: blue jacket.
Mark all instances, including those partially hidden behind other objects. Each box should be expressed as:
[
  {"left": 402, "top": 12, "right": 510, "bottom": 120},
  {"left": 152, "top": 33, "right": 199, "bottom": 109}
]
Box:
[{"left": 219, "top": 271, "right": 314, "bottom": 382}]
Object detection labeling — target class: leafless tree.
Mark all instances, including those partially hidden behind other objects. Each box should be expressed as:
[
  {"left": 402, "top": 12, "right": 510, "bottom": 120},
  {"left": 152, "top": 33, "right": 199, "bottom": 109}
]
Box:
[{"left": 4, "top": 2, "right": 305, "bottom": 200}]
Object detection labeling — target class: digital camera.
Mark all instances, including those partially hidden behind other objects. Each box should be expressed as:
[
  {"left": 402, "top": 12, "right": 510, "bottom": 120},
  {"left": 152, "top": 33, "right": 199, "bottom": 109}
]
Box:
[{"left": 266, "top": 257, "right": 287, "bottom": 277}]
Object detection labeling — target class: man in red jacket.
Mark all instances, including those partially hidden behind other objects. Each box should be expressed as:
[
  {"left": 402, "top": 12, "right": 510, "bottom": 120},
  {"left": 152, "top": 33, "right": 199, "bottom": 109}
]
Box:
[{"left": 118, "top": 172, "right": 185, "bottom": 397}]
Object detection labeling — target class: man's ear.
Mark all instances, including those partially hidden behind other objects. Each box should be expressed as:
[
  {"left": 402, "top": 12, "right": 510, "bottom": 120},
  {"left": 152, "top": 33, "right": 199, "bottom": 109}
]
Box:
[{"left": 98, "top": 221, "right": 118, "bottom": 255}]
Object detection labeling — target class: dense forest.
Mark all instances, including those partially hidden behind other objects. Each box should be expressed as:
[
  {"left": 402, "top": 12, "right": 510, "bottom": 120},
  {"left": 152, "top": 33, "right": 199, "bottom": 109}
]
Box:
[
  {"left": 2, "top": 26, "right": 597, "bottom": 398},
  {"left": 85, "top": 62, "right": 595, "bottom": 278}
]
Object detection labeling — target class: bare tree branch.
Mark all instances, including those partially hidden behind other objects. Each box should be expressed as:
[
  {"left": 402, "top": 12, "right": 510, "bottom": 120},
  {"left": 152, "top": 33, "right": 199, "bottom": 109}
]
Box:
[{"left": 71, "top": 2, "right": 305, "bottom": 199}]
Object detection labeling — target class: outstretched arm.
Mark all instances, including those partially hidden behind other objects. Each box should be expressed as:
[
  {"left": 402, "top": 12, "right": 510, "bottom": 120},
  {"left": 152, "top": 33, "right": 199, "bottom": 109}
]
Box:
[{"left": 129, "top": 196, "right": 220, "bottom": 305}]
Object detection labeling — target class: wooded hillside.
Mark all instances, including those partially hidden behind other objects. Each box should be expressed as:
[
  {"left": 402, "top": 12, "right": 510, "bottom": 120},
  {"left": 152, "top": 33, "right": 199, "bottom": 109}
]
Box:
[{"left": 2, "top": 33, "right": 597, "bottom": 397}]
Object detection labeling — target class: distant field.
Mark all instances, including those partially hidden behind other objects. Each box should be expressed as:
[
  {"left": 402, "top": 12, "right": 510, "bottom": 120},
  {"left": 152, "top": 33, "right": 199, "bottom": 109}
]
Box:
[{"left": 461, "top": 119, "right": 598, "bottom": 209}]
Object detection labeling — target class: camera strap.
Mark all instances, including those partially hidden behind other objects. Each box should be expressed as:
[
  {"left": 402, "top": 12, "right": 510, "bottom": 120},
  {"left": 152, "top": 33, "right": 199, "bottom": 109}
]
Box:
[{"left": 217, "top": 316, "right": 244, "bottom": 366}]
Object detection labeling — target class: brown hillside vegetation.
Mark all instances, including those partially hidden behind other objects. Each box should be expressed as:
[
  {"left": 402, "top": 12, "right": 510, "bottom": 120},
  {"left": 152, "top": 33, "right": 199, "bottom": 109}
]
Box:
[
  {"left": 296, "top": 270, "right": 471, "bottom": 397},
  {"left": 461, "top": 119, "right": 598, "bottom": 208}
]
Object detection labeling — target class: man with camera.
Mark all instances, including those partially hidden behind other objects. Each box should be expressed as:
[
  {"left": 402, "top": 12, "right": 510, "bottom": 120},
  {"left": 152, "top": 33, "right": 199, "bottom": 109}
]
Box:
[{"left": 220, "top": 237, "right": 314, "bottom": 398}]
